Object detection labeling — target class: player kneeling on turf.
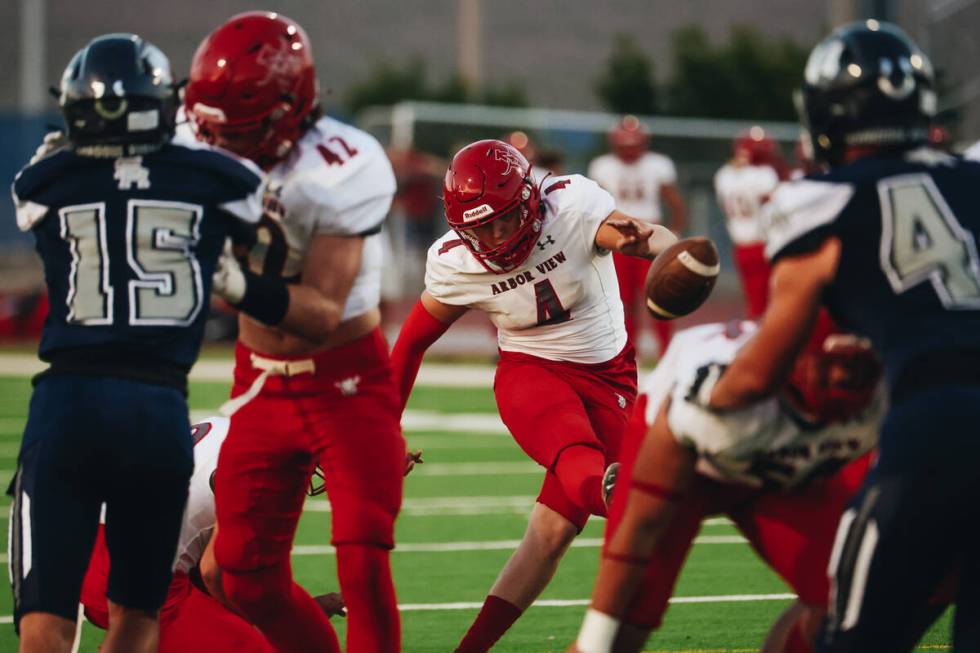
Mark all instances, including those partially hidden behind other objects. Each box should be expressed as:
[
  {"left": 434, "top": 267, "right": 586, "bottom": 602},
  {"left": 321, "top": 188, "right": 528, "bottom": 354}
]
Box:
[{"left": 570, "top": 315, "right": 883, "bottom": 653}]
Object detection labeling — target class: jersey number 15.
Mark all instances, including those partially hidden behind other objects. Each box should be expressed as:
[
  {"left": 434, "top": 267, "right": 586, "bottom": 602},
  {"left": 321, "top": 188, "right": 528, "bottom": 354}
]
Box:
[{"left": 59, "top": 200, "right": 205, "bottom": 326}]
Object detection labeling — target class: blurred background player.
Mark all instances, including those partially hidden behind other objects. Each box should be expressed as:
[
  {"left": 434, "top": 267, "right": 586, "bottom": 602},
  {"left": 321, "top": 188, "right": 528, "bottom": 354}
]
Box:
[
  {"left": 8, "top": 34, "right": 265, "bottom": 653},
  {"left": 184, "top": 11, "right": 405, "bottom": 653},
  {"left": 587, "top": 115, "right": 687, "bottom": 357},
  {"left": 390, "top": 138, "right": 678, "bottom": 652},
  {"left": 713, "top": 127, "right": 785, "bottom": 318},
  {"left": 79, "top": 417, "right": 346, "bottom": 653},
  {"left": 569, "top": 316, "right": 884, "bottom": 653},
  {"left": 705, "top": 22, "right": 980, "bottom": 652}
]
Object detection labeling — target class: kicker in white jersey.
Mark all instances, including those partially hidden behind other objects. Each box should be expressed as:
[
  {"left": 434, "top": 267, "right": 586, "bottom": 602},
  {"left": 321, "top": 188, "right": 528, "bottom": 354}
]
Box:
[
  {"left": 642, "top": 322, "right": 884, "bottom": 489},
  {"left": 425, "top": 174, "right": 626, "bottom": 364}
]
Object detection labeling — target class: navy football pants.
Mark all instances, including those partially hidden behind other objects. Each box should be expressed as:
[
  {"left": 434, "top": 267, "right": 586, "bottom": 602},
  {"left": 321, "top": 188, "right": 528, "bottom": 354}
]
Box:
[
  {"left": 820, "top": 385, "right": 980, "bottom": 652},
  {"left": 8, "top": 374, "right": 193, "bottom": 626}
]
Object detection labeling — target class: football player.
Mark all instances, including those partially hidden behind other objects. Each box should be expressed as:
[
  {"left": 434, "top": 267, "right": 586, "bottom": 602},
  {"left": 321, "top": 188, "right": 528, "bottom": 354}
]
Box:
[
  {"left": 713, "top": 127, "right": 784, "bottom": 318},
  {"left": 587, "top": 116, "right": 687, "bottom": 355},
  {"left": 689, "top": 22, "right": 980, "bottom": 651},
  {"left": 8, "top": 34, "right": 269, "bottom": 653},
  {"left": 390, "top": 138, "right": 679, "bottom": 652},
  {"left": 79, "top": 417, "right": 345, "bottom": 653},
  {"left": 569, "top": 316, "right": 884, "bottom": 653},
  {"left": 183, "top": 12, "right": 405, "bottom": 653}
]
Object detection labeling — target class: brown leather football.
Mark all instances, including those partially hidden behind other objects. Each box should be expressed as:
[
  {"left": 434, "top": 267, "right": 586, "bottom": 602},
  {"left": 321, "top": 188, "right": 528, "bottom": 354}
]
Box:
[{"left": 644, "top": 237, "right": 720, "bottom": 320}]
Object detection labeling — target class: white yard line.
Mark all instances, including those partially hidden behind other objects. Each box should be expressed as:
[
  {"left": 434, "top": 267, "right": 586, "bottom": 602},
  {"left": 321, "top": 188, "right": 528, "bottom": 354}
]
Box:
[{"left": 0, "top": 592, "right": 795, "bottom": 624}]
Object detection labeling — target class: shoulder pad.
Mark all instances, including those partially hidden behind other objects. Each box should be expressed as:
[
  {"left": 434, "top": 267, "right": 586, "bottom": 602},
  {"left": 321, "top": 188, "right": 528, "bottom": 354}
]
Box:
[
  {"left": 164, "top": 142, "right": 264, "bottom": 196},
  {"left": 764, "top": 178, "right": 854, "bottom": 261}
]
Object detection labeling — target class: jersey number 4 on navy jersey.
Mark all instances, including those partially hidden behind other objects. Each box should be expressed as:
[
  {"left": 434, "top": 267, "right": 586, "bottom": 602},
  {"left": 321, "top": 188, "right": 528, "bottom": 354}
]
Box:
[{"left": 879, "top": 173, "right": 980, "bottom": 309}]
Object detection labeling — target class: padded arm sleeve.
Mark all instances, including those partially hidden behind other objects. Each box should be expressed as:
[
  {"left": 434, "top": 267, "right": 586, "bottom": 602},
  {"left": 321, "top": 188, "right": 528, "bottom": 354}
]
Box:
[{"left": 390, "top": 300, "right": 452, "bottom": 410}]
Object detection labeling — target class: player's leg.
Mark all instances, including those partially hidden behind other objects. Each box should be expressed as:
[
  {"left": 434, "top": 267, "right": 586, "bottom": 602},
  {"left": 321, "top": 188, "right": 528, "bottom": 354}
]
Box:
[
  {"left": 101, "top": 379, "right": 194, "bottom": 653},
  {"left": 495, "top": 360, "right": 610, "bottom": 517},
  {"left": 612, "top": 251, "right": 643, "bottom": 343},
  {"left": 315, "top": 346, "right": 405, "bottom": 653},
  {"left": 455, "top": 482, "right": 584, "bottom": 653},
  {"left": 11, "top": 376, "right": 106, "bottom": 653},
  {"left": 819, "top": 388, "right": 979, "bottom": 652},
  {"left": 733, "top": 242, "right": 771, "bottom": 319},
  {"left": 158, "top": 574, "right": 275, "bottom": 653},
  {"left": 214, "top": 395, "right": 340, "bottom": 653}
]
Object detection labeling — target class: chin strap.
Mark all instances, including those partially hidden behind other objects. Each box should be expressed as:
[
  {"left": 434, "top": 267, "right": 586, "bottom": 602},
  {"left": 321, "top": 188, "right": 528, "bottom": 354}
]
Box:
[{"left": 390, "top": 300, "right": 452, "bottom": 410}]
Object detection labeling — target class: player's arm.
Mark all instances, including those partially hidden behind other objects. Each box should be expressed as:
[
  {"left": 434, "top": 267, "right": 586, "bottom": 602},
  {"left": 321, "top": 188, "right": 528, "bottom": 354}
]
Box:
[
  {"left": 389, "top": 291, "right": 468, "bottom": 410},
  {"left": 708, "top": 237, "right": 840, "bottom": 410},
  {"left": 660, "top": 183, "right": 688, "bottom": 235},
  {"left": 594, "top": 210, "right": 678, "bottom": 259},
  {"left": 212, "top": 233, "right": 356, "bottom": 343},
  {"left": 571, "top": 401, "right": 697, "bottom": 653}
]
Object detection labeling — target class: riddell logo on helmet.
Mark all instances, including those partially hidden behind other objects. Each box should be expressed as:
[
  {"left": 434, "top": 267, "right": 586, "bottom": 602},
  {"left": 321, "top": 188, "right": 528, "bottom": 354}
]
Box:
[
  {"left": 463, "top": 204, "right": 494, "bottom": 222},
  {"left": 494, "top": 148, "right": 524, "bottom": 176},
  {"left": 192, "top": 103, "right": 228, "bottom": 123}
]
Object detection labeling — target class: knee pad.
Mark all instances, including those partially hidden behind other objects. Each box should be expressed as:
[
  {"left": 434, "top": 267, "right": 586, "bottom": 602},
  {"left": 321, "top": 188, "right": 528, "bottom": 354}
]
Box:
[{"left": 330, "top": 493, "right": 397, "bottom": 548}]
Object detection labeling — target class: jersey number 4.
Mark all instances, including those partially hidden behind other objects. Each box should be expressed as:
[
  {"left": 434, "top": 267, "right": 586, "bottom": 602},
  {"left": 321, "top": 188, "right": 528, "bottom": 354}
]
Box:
[
  {"left": 879, "top": 174, "right": 980, "bottom": 309},
  {"left": 59, "top": 200, "right": 204, "bottom": 326}
]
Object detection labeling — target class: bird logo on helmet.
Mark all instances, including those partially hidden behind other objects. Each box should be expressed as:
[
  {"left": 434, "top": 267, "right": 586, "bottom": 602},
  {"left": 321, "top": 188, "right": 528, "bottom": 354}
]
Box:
[
  {"left": 798, "top": 20, "right": 936, "bottom": 167},
  {"left": 184, "top": 11, "right": 319, "bottom": 169},
  {"left": 443, "top": 140, "right": 543, "bottom": 274}
]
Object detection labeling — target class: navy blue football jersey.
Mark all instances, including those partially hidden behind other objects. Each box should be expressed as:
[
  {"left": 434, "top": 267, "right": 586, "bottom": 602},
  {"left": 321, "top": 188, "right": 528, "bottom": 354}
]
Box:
[
  {"left": 12, "top": 142, "right": 263, "bottom": 371},
  {"left": 766, "top": 148, "right": 980, "bottom": 386}
]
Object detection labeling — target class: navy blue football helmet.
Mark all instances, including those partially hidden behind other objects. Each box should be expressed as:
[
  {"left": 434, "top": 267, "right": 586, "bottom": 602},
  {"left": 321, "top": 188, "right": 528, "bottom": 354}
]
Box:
[
  {"left": 798, "top": 21, "right": 936, "bottom": 167},
  {"left": 59, "top": 33, "right": 177, "bottom": 152}
]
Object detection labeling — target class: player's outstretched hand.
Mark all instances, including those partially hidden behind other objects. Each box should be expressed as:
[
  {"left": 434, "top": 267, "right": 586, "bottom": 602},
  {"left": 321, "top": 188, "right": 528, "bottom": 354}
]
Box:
[
  {"left": 404, "top": 449, "right": 424, "bottom": 476},
  {"left": 314, "top": 592, "right": 346, "bottom": 618},
  {"left": 605, "top": 219, "right": 677, "bottom": 259}
]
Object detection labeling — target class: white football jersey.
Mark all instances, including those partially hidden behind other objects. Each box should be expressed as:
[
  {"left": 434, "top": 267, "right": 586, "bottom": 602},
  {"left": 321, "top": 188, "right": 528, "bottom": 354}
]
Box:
[
  {"left": 641, "top": 322, "right": 884, "bottom": 489},
  {"left": 425, "top": 175, "right": 627, "bottom": 364},
  {"left": 964, "top": 139, "right": 980, "bottom": 162},
  {"left": 587, "top": 152, "right": 677, "bottom": 223},
  {"left": 173, "top": 416, "right": 228, "bottom": 574},
  {"left": 176, "top": 114, "right": 396, "bottom": 321},
  {"left": 713, "top": 163, "right": 780, "bottom": 245}
]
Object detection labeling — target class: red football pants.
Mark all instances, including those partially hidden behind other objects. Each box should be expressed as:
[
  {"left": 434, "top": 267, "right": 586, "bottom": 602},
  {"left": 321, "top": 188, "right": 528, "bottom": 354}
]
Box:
[
  {"left": 613, "top": 251, "right": 672, "bottom": 355},
  {"left": 608, "top": 396, "right": 872, "bottom": 628},
  {"left": 214, "top": 329, "right": 405, "bottom": 652},
  {"left": 733, "top": 242, "right": 771, "bottom": 319},
  {"left": 494, "top": 345, "right": 637, "bottom": 529},
  {"left": 80, "top": 526, "right": 274, "bottom": 653}
]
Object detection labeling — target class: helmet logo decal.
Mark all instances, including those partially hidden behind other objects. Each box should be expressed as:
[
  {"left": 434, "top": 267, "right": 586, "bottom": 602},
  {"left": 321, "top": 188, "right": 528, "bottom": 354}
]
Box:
[
  {"left": 462, "top": 204, "right": 494, "bottom": 222},
  {"left": 255, "top": 43, "right": 304, "bottom": 91},
  {"left": 494, "top": 147, "right": 524, "bottom": 177},
  {"left": 877, "top": 57, "right": 916, "bottom": 100}
]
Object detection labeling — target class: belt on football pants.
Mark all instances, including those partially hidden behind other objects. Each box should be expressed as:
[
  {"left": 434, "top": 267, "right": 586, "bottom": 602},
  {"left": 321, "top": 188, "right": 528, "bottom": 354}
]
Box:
[{"left": 219, "top": 353, "right": 316, "bottom": 417}]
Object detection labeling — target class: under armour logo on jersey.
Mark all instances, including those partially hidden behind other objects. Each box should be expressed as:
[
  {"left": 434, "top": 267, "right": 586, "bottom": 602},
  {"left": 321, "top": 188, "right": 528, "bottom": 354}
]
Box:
[
  {"left": 616, "top": 394, "right": 627, "bottom": 409},
  {"left": 335, "top": 375, "right": 361, "bottom": 397},
  {"left": 494, "top": 147, "right": 524, "bottom": 176},
  {"left": 114, "top": 157, "right": 150, "bottom": 190},
  {"left": 537, "top": 235, "right": 556, "bottom": 251}
]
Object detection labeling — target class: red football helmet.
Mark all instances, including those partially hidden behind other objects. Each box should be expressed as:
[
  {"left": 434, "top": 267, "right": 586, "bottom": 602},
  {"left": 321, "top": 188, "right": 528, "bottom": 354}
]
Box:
[
  {"left": 184, "top": 11, "right": 318, "bottom": 168},
  {"left": 784, "top": 311, "right": 882, "bottom": 424},
  {"left": 443, "top": 139, "right": 542, "bottom": 274},
  {"left": 609, "top": 115, "right": 649, "bottom": 163},
  {"left": 733, "top": 126, "right": 779, "bottom": 165}
]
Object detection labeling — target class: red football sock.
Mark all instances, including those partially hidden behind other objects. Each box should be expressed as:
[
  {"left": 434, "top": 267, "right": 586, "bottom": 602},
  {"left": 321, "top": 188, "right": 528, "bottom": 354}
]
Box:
[
  {"left": 335, "top": 544, "right": 401, "bottom": 653},
  {"left": 222, "top": 563, "right": 340, "bottom": 653},
  {"left": 455, "top": 595, "right": 523, "bottom": 653},
  {"left": 554, "top": 444, "right": 608, "bottom": 517}
]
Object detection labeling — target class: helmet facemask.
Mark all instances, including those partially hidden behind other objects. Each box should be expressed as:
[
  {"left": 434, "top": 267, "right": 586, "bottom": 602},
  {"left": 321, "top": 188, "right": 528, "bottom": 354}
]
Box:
[{"left": 452, "top": 184, "right": 542, "bottom": 274}]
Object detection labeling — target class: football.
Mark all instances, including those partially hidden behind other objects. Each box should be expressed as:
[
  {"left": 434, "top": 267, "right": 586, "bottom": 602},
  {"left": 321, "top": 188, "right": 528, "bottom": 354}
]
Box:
[{"left": 645, "top": 237, "right": 720, "bottom": 320}]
